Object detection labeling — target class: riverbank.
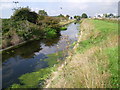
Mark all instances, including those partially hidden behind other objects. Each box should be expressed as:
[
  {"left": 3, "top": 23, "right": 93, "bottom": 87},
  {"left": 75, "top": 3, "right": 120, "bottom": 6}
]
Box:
[
  {"left": 4, "top": 22, "right": 79, "bottom": 89},
  {"left": 59, "top": 19, "right": 75, "bottom": 26},
  {"left": 1, "top": 19, "right": 75, "bottom": 52},
  {"left": 45, "top": 19, "right": 119, "bottom": 88}
]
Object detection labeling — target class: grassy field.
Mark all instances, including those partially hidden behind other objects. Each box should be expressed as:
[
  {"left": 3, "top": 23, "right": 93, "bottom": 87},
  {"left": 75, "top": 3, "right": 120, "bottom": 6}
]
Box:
[{"left": 45, "top": 19, "right": 119, "bottom": 88}]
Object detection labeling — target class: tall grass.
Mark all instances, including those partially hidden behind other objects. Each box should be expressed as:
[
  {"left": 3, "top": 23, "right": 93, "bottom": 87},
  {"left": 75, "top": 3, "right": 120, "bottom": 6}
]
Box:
[{"left": 45, "top": 19, "right": 119, "bottom": 88}]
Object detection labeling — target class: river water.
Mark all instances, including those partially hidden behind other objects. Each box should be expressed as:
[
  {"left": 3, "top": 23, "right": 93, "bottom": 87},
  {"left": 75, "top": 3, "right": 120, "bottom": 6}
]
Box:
[{"left": 2, "top": 23, "right": 79, "bottom": 88}]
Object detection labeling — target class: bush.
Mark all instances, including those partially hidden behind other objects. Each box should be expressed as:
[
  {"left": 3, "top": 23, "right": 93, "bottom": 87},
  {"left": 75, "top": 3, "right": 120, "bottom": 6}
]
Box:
[
  {"left": 11, "top": 7, "right": 38, "bottom": 23},
  {"left": 38, "top": 16, "right": 60, "bottom": 30},
  {"left": 60, "top": 27, "right": 67, "bottom": 30},
  {"left": 38, "top": 10, "right": 48, "bottom": 16},
  {"left": 44, "top": 28, "right": 57, "bottom": 38},
  {"left": 10, "top": 30, "right": 22, "bottom": 45},
  {"left": 81, "top": 13, "right": 88, "bottom": 18}
]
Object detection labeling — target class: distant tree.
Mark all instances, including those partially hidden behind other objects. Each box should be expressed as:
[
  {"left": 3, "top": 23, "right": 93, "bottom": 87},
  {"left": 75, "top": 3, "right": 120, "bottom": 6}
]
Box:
[
  {"left": 38, "top": 10, "right": 48, "bottom": 16},
  {"left": 81, "top": 13, "right": 88, "bottom": 18},
  {"left": 74, "top": 16, "right": 77, "bottom": 19},
  {"left": 97, "top": 15, "right": 101, "bottom": 17},
  {"left": 66, "top": 15, "right": 70, "bottom": 19},
  {"left": 108, "top": 13, "right": 114, "bottom": 18},
  {"left": 58, "top": 14, "right": 64, "bottom": 17},
  {"left": 11, "top": 7, "right": 38, "bottom": 23},
  {"left": 74, "top": 15, "right": 81, "bottom": 20},
  {"left": 103, "top": 14, "right": 108, "bottom": 18}
]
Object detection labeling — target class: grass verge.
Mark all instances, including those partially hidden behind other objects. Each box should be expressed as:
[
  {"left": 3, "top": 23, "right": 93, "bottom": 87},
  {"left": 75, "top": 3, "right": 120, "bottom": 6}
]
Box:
[{"left": 45, "top": 19, "right": 119, "bottom": 88}]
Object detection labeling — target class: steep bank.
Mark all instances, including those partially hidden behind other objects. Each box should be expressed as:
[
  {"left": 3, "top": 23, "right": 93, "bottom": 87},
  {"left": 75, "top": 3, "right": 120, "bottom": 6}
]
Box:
[
  {"left": 1, "top": 19, "right": 75, "bottom": 52},
  {"left": 45, "top": 19, "right": 119, "bottom": 88},
  {"left": 5, "top": 22, "right": 79, "bottom": 88}
]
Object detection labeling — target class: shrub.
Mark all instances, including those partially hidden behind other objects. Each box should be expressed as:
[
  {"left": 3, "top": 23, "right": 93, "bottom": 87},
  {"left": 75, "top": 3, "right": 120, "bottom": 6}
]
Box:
[
  {"left": 11, "top": 7, "right": 38, "bottom": 23},
  {"left": 44, "top": 28, "right": 57, "bottom": 38},
  {"left": 10, "top": 30, "right": 22, "bottom": 45},
  {"left": 81, "top": 13, "right": 88, "bottom": 18},
  {"left": 38, "top": 10, "right": 48, "bottom": 16},
  {"left": 60, "top": 27, "right": 67, "bottom": 30}
]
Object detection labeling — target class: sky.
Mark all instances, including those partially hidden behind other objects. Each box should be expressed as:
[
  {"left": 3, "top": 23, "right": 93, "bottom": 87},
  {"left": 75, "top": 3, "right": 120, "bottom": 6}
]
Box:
[{"left": 0, "top": 0, "right": 119, "bottom": 18}]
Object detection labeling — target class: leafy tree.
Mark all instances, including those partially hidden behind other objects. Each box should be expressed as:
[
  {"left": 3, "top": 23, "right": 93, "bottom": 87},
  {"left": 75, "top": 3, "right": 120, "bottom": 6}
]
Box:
[
  {"left": 74, "top": 16, "right": 77, "bottom": 19},
  {"left": 11, "top": 7, "right": 38, "bottom": 23},
  {"left": 74, "top": 15, "right": 81, "bottom": 20},
  {"left": 38, "top": 10, "right": 48, "bottom": 16},
  {"left": 81, "top": 13, "right": 88, "bottom": 18},
  {"left": 108, "top": 13, "right": 114, "bottom": 17},
  {"left": 103, "top": 14, "right": 108, "bottom": 18},
  {"left": 43, "top": 16, "right": 60, "bottom": 30},
  {"left": 58, "top": 14, "right": 64, "bottom": 17},
  {"left": 97, "top": 15, "right": 101, "bottom": 17},
  {"left": 66, "top": 15, "right": 70, "bottom": 19}
]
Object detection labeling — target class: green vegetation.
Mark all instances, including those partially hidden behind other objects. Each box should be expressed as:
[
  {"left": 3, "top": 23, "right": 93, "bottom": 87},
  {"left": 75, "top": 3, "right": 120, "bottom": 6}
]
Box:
[
  {"left": 11, "top": 67, "right": 54, "bottom": 88},
  {"left": 11, "top": 7, "right": 38, "bottom": 23},
  {"left": 74, "top": 15, "right": 81, "bottom": 21},
  {"left": 105, "top": 47, "right": 118, "bottom": 88},
  {"left": 81, "top": 13, "right": 88, "bottom": 18},
  {"left": 66, "top": 15, "right": 70, "bottom": 20},
  {"left": 38, "top": 10, "right": 48, "bottom": 16},
  {"left": 77, "top": 19, "right": 119, "bottom": 88},
  {"left": 77, "top": 19, "right": 118, "bottom": 53},
  {"left": 45, "top": 19, "right": 119, "bottom": 88},
  {"left": 2, "top": 7, "right": 69, "bottom": 49},
  {"left": 10, "top": 51, "right": 64, "bottom": 88},
  {"left": 60, "top": 27, "right": 67, "bottom": 30},
  {"left": 44, "top": 51, "right": 63, "bottom": 67}
]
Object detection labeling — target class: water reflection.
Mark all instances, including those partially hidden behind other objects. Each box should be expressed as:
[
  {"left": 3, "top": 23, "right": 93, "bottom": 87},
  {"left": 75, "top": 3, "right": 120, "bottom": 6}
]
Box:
[
  {"left": 2, "top": 54, "right": 48, "bottom": 88},
  {"left": 41, "top": 33, "right": 61, "bottom": 47},
  {"left": 2, "top": 23, "right": 79, "bottom": 88},
  {"left": 2, "top": 33, "right": 61, "bottom": 88},
  {"left": 2, "top": 34, "right": 61, "bottom": 62}
]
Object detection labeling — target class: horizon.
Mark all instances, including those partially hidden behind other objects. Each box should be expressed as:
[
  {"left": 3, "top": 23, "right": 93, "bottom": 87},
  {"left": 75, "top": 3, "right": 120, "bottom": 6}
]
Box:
[{"left": 0, "top": 0, "right": 119, "bottom": 18}]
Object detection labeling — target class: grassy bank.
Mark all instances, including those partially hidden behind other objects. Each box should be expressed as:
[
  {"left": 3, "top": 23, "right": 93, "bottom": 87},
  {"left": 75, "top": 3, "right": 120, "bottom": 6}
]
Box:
[
  {"left": 59, "top": 19, "right": 75, "bottom": 26},
  {"left": 45, "top": 19, "right": 119, "bottom": 88},
  {"left": 1, "top": 18, "right": 74, "bottom": 52}
]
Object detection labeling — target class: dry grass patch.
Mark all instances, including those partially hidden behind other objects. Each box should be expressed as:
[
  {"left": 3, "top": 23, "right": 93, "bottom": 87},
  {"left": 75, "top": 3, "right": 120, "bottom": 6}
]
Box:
[{"left": 45, "top": 19, "right": 119, "bottom": 88}]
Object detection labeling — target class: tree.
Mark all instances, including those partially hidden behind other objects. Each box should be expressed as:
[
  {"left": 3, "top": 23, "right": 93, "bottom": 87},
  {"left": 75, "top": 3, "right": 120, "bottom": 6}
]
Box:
[
  {"left": 81, "top": 13, "right": 88, "bottom": 18},
  {"left": 11, "top": 7, "right": 38, "bottom": 23},
  {"left": 58, "top": 14, "right": 64, "bottom": 17},
  {"left": 103, "top": 14, "right": 108, "bottom": 18},
  {"left": 66, "top": 15, "right": 70, "bottom": 19},
  {"left": 108, "top": 13, "right": 114, "bottom": 18},
  {"left": 74, "top": 16, "right": 77, "bottom": 19},
  {"left": 38, "top": 10, "right": 48, "bottom": 16},
  {"left": 74, "top": 15, "right": 81, "bottom": 20}
]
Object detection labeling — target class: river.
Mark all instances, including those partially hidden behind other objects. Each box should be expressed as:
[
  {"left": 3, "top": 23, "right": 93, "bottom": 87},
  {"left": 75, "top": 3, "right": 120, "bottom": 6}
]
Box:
[{"left": 2, "top": 23, "right": 80, "bottom": 88}]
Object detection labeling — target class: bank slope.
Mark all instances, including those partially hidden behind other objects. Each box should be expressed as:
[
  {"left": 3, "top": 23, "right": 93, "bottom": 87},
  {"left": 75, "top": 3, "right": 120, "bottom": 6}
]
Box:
[{"left": 45, "top": 19, "right": 119, "bottom": 88}]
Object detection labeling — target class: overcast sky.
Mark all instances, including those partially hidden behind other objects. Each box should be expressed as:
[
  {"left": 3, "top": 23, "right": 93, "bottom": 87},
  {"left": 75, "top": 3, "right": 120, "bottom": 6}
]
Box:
[{"left": 0, "top": 0, "right": 119, "bottom": 18}]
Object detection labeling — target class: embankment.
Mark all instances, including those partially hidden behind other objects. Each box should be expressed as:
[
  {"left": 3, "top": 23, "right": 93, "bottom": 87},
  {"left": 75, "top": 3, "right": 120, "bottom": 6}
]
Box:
[
  {"left": 59, "top": 19, "right": 75, "bottom": 26},
  {"left": 45, "top": 19, "right": 119, "bottom": 88},
  {"left": 1, "top": 19, "right": 75, "bottom": 52}
]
